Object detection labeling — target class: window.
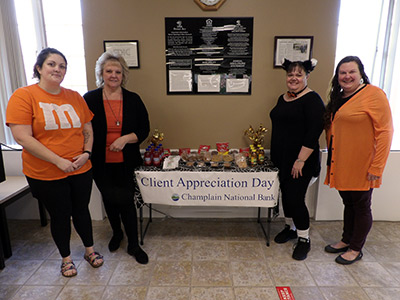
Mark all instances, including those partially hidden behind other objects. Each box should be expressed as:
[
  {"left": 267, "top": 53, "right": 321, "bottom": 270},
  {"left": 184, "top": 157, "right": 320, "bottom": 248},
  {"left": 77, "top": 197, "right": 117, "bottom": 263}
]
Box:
[
  {"left": 14, "top": 0, "right": 87, "bottom": 95},
  {"left": 335, "top": 0, "right": 400, "bottom": 150},
  {"left": 0, "top": 0, "right": 88, "bottom": 145}
]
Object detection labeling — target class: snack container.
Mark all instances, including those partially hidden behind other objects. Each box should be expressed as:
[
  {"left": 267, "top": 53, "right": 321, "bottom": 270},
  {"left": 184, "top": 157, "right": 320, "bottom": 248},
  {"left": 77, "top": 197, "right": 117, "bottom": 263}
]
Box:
[
  {"left": 188, "top": 152, "right": 197, "bottom": 161},
  {"left": 230, "top": 149, "right": 239, "bottom": 156},
  {"left": 223, "top": 161, "right": 232, "bottom": 168},
  {"left": 223, "top": 154, "right": 233, "bottom": 162},
  {"left": 198, "top": 145, "right": 211, "bottom": 153},
  {"left": 163, "top": 148, "right": 171, "bottom": 160},
  {"left": 179, "top": 148, "right": 191, "bottom": 155},
  {"left": 186, "top": 161, "right": 195, "bottom": 167},
  {"left": 203, "top": 151, "right": 212, "bottom": 162},
  {"left": 210, "top": 161, "right": 219, "bottom": 168},
  {"left": 239, "top": 147, "right": 250, "bottom": 157},
  {"left": 216, "top": 142, "right": 229, "bottom": 154},
  {"left": 180, "top": 152, "right": 189, "bottom": 162},
  {"left": 212, "top": 153, "right": 223, "bottom": 162},
  {"left": 235, "top": 153, "right": 248, "bottom": 168}
]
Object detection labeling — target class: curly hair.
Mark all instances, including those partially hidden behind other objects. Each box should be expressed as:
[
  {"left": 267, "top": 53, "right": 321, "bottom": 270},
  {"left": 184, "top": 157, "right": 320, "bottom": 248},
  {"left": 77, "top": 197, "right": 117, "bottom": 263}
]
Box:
[
  {"left": 324, "top": 56, "right": 370, "bottom": 129},
  {"left": 95, "top": 52, "right": 129, "bottom": 88}
]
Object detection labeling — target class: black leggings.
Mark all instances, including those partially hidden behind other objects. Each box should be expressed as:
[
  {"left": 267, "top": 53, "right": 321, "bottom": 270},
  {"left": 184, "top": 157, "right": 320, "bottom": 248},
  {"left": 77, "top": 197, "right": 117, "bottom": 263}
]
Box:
[
  {"left": 27, "top": 170, "right": 94, "bottom": 258},
  {"left": 94, "top": 163, "right": 139, "bottom": 247},
  {"left": 279, "top": 173, "right": 312, "bottom": 230},
  {"left": 339, "top": 189, "right": 373, "bottom": 252}
]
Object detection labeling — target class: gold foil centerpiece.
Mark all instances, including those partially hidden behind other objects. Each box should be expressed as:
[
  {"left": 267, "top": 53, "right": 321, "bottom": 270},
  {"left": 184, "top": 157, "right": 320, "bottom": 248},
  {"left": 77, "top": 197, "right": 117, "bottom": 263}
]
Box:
[
  {"left": 244, "top": 124, "right": 267, "bottom": 146},
  {"left": 149, "top": 129, "right": 164, "bottom": 146}
]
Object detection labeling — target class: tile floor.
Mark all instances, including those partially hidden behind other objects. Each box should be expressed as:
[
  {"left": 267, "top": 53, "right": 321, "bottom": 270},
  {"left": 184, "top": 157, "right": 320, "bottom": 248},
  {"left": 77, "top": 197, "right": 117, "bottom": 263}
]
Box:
[{"left": 1, "top": 217, "right": 400, "bottom": 300}]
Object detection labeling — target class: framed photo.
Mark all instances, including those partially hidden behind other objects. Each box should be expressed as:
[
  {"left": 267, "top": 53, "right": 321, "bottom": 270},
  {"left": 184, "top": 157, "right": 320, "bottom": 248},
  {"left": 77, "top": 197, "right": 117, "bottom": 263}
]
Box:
[
  {"left": 273, "top": 36, "right": 313, "bottom": 68},
  {"left": 103, "top": 40, "right": 140, "bottom": 68}
]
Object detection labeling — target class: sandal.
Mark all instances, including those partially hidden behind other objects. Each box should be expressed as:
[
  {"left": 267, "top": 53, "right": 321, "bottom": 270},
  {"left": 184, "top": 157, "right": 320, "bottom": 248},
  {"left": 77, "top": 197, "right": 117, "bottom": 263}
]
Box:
[
  {"left": 84, "top": 251, "right": 104, "bottom": 268},
  {"left": 61, "top": 260, "right": 77, "bottom": 277}
]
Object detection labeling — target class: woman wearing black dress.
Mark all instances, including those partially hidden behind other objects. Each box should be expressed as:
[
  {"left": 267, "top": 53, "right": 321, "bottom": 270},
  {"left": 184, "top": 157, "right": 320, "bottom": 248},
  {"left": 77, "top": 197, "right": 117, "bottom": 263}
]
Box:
[{"left": 270, "top": 59, "right": 325, "bottom": 260}]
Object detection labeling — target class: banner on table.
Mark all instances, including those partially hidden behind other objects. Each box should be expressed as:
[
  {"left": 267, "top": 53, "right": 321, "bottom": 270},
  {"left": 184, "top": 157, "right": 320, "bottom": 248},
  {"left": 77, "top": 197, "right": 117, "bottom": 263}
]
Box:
[{"left": 135, "top": 171, "right": 279, "bottom": 207}]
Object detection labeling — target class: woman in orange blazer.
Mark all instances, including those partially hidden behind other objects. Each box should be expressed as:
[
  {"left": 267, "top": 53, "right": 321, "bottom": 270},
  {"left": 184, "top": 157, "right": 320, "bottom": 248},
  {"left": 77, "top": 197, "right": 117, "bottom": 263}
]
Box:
[{"left": 324, "top": 56, "right": 393, "bottom": 265}]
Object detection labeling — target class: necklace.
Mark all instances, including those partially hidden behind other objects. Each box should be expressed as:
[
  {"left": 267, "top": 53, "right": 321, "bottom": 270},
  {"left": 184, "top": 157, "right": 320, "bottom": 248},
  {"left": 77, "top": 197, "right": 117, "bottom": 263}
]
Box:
[
  {"left": 103, "top": 89, "right": 122, "bottom": 126},
  {"left": 287, "top": 85, "right": 308, "bottom": 98}
]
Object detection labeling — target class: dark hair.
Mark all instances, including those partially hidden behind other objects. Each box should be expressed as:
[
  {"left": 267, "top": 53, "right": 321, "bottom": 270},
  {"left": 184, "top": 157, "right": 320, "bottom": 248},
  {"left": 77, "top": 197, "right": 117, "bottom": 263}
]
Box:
[
  {"left": 281, "top": 58, "right": 317, "bottom": 74},
  {"left": 324, "top": 56, "right": 370, "bottom": 129},
  {"left": 33, "top": 48, "right": 67, "bottom": 80}
]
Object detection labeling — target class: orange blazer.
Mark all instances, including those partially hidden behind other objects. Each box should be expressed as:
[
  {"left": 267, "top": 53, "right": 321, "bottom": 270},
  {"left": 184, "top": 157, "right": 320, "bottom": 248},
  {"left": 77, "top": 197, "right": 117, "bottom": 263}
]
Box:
[{"left": 324, "top": 84, "right": 393, "bottom": 191}]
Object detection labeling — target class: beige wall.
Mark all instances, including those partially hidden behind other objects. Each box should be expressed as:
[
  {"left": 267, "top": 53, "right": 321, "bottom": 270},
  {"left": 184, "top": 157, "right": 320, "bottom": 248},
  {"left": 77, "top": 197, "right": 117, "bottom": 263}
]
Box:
[{"left": 81, "top": 0, "right": 340, "bottom": 149}]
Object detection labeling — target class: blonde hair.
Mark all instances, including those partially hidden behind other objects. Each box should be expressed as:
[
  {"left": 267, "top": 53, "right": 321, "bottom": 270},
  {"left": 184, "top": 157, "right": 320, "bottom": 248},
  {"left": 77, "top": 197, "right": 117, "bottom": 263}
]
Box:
[{"left": 95, "top": 51, "right": 129, "bottom": 88}]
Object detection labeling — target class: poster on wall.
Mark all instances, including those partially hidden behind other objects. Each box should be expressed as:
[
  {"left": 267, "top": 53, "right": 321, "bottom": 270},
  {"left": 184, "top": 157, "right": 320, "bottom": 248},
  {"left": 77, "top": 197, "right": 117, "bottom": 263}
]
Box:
[{"left": 165, "top": 17, "right": 253, "bottom": 95}]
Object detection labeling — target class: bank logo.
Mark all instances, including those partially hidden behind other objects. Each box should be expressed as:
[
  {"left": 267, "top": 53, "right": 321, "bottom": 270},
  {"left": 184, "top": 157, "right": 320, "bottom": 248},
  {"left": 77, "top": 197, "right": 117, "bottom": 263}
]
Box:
[{"left": 171, "top": 193, "right": 180, "bottom": 202}]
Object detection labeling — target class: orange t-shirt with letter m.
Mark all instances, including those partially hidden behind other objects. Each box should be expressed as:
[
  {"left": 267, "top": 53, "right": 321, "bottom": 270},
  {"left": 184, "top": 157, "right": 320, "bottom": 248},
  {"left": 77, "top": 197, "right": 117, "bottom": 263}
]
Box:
[{"left": 6, "top": 84, "right": 94, "bottom": 180}]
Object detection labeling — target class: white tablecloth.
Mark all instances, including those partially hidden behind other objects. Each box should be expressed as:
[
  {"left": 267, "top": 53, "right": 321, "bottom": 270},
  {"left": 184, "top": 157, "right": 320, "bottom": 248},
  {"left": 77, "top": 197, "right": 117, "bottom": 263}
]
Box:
[{"left": 135, "top": 170, "right": 279, "bottom": 208}]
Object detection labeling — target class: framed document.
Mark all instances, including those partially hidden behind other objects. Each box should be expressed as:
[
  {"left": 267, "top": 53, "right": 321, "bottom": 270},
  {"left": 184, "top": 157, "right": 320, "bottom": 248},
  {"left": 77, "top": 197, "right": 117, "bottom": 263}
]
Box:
[
  {"left": 103, "top": 40, "right": 140, "bottom": 68},
  {"left": 273, "top": 36, "right": 313, "bottom": 67}
]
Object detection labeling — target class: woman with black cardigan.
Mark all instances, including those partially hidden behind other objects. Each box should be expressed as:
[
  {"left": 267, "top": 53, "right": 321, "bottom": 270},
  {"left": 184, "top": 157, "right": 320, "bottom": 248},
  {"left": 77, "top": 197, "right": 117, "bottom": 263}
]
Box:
[{"left": 84, "top": 52, "right": 150, "bottom": 264}]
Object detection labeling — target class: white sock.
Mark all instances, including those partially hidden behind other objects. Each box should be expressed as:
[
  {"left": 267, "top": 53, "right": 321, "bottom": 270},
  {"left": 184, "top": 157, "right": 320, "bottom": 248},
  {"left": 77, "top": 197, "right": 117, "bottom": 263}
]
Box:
[
  {"left": 285, "top": 218, "right": 296, "bottom": 231},
  {"left": 297, "top": 229, "right": 310, "bottom": 240}
]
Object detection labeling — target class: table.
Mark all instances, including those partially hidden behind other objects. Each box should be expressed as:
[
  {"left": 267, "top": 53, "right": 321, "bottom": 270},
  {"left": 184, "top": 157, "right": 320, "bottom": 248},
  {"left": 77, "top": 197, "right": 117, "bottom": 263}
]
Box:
[
  {"left": 0, "top": 176, "right": 47, "bottom": 269},
  {"left": 134, "top": 161, "right": 280, "bottom": 246}
]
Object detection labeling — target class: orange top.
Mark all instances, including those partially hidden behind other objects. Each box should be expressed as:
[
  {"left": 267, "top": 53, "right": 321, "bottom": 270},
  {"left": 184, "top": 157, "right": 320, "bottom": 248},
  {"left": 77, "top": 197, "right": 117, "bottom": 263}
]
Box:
[
  {"left": 6, "top": 84, "right": 93, "bottom": 180},
  {"left": 104, "top": 100, "right": 123, "bottom": 163},
  {"left": 324, "top": 84, "right": 393, "bottom": 190}
]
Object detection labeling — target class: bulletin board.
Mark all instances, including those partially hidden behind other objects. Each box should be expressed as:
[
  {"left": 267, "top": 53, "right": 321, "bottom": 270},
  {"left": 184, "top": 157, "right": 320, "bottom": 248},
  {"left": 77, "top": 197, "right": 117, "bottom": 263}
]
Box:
[{"left": 165, "top": 17, "right": 253, "bottom": 95}]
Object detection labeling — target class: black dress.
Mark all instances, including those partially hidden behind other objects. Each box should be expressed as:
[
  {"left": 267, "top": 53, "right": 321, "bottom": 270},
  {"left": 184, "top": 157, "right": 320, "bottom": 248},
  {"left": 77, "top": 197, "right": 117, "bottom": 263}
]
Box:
[
  {"left": 269, "top": 91, "right": 325, "bottom": 228},
  {"left": 270, "top": 91, "right": 325, "bottom": 180}
]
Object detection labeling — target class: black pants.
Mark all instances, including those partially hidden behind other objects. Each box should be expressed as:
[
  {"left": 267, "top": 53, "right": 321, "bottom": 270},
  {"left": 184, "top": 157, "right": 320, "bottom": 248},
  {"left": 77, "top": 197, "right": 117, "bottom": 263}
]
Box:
[
  {"left": 27, "top": 170, "right": 94, "bottom": 258},
  {"left": 279, "top": 173, "right": 312, "bottom": 230},
  {"left": 339, "top": 189, "right": 373, "bottom": 251},
  {"left": 94, "top": 163, "right": 139, "bottom": 247}
]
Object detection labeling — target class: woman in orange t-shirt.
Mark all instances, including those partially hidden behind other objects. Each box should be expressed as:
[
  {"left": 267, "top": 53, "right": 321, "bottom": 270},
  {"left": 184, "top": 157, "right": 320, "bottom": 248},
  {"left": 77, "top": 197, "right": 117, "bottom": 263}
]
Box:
[
  {"left": 323, "top": 56, "right": 393, "bottom": 265},
  {"left": 6, "top": 48, "right": 103, "bottom": 277}
]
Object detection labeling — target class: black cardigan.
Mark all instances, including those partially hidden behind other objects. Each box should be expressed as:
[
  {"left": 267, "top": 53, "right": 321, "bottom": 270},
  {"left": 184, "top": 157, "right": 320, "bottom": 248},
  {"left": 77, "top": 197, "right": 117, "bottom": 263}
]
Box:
[{"left": 83, "top": 88, "right": 150, "bottom": 180}]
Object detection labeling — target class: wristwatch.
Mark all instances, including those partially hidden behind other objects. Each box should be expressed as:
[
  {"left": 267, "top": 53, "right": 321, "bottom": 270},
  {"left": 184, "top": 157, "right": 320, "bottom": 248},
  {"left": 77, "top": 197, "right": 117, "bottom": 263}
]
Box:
[
  {"left": 83, "top": 150, "right": 92, "bottom": 159},
  {"left": 194, "top": 0, "right": 226, "bottom": 10}
]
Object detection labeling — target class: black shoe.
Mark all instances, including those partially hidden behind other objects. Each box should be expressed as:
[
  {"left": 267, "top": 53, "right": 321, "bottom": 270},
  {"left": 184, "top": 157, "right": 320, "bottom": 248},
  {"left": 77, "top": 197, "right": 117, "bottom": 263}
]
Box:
[
  {"left": 127, "top": 245, "right": 149, "bottom": 264},
  {"left": 324, "top": 244, "right": 349, "bottom": 254},
  {"left": 292, "top": 237, "right": 311, "bottom": 261},
  {"left": 108, "top": 233, "right": 123, "bottom": 252},
  {"left": 335, "top": 251, "right": 363, "bottom": 265},
  {"left": 274, "top": 225, "right": 297, "bottom": 244}
]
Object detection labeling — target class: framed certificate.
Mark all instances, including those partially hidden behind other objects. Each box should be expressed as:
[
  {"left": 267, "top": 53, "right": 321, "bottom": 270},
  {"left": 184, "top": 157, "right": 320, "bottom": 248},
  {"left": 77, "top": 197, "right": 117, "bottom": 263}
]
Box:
[
  {"left": 273, "top": 36, "right": 313, "bottom": 67},
  {"left": 103, "top": 40, "right": 140, "bottom": 68}
]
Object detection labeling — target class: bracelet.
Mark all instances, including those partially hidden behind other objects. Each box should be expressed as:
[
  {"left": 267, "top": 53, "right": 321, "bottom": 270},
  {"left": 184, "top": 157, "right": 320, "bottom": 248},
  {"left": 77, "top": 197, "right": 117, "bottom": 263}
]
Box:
[
  {"left": 296, "top": 159, "right": 305, "bottom": 163},
  {"left": 83, "top": 150, "right": 92, "bottom": 159}
]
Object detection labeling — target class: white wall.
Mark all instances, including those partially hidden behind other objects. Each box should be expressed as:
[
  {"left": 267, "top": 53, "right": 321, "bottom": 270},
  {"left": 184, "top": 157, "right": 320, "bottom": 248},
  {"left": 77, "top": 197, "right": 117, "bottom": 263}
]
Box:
[
  {"left": 315, "top": 150, "right": 400, "bottom": 221},
  {"left": 3, "top": 150, "right": 105, "bottom": 220}
]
